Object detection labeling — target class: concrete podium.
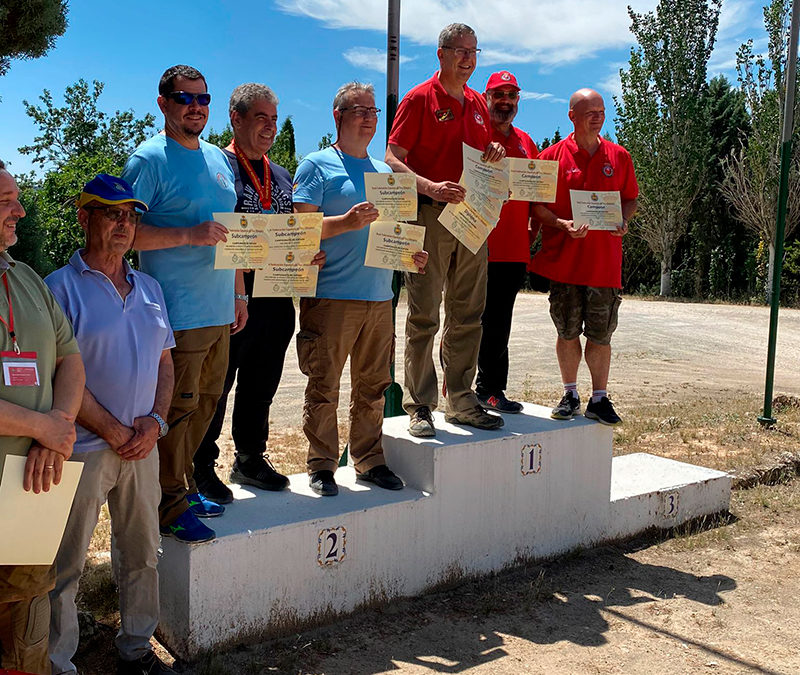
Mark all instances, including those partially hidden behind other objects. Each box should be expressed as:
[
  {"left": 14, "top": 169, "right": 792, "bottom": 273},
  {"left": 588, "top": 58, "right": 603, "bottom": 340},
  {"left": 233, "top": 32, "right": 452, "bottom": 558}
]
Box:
[{"left": 157, "top": 404, "right": 731, "bottom": 659}]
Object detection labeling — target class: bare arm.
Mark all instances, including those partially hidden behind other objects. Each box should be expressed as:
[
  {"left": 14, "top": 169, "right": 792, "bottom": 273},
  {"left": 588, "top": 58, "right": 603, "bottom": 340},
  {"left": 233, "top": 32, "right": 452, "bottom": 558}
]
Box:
[
  {"left": 133, "top": 221, "right": 230, "bottom": 251},
  {"left": 51, "top": 352, "right": 85, "bottom": 423},
  {"left": 231, "top": 270, "right": 248, "bottom": 335},
  {"left": 385, "top": 143, "right": 466, "bottom": 204},
  {"left": 294, "top": 202, "right": 379, "bottom": 240},
  {"left": 76, "top": 388, "right": 134, "bottom": 451}
]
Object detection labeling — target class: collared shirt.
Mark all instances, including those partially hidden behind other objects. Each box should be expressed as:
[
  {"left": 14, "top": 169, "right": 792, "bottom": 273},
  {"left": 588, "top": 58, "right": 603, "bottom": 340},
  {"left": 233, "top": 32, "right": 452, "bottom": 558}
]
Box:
[
  {"left": 388, "top": 72, "right": 491, "bottom": 184},
  {"left": 532, "top": 133, "right": 639, "bottom": 288},
  {"left": 487, "top": 126, "right": 539, "bottom": 263},
  {"left": 45, "top": 251, "right": 175, "bottom": 453}
]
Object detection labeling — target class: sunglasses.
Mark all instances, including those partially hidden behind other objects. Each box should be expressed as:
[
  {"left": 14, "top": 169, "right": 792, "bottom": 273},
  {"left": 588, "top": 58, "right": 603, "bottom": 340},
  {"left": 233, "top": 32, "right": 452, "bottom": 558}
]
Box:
[
  {"left": 490, "top": 90, "right": 519, "bottom": 100},
  {"left": 83, "top": 205, "right": 142, "bottom": 225},
  {"left": 165, "top": 91, "right": 212, "bottom": 106}
]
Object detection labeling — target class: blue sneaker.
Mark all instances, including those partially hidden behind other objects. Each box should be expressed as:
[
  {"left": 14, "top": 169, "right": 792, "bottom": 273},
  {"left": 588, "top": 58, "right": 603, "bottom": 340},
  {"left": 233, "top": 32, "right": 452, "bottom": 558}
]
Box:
[
  {"left": 159, "top": 509, "right": 215, "bottom": 543},
  {"left": 186, "top": 492, "right": 225, "bottom": 518}
]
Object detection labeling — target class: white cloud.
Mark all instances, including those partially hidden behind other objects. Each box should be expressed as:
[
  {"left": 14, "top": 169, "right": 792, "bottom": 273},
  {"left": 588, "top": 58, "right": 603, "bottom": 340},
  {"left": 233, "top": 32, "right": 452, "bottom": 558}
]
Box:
[
  {"left": 343, "top": 47, "right": 415, "bottom": 73},
  {"left": 709, "top": 0, "right": 765, "bottom": 78},
  {"left": 597, "top": 63, "right": 626, "bottom": 99},
  {"left": 520, "top": 91, "right": 567, "bottom": 104},
  {"left": 277, "top": 0, "right": 659, "bottom": 67}
]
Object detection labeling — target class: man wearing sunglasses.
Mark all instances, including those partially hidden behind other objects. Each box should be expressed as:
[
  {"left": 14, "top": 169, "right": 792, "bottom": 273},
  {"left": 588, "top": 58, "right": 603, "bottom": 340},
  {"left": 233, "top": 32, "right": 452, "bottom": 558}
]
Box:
[
  {"left": 476, "top": 71, "right": 539, "bottom": 416},
  {"left": 122, "top": 65, "right": 242, "bottom": 544},
  {"left": 386, "top": 23, "right": 506, "bottom": 438},
  {"left": 45, "top": 174, "right": 175, "bottom": 675}
]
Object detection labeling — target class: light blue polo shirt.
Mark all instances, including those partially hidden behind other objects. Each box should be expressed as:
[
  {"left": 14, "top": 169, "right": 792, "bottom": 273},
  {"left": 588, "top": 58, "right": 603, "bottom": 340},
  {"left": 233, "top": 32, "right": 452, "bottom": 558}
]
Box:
[
  {"left": 45, "top": 252, "right": 176, "bottom": 454},
  {"left": 122, "top": 134, "right": 237, "bottom": 330},
  {"left": 292, "top": 146, "right": 393, "bottom": 301}
]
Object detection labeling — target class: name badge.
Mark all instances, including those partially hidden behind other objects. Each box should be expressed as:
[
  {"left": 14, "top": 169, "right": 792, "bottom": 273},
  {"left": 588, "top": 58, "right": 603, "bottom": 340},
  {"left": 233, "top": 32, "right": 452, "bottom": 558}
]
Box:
[{"left": 1, "top": 351, "right": 40, "bottom": 387}]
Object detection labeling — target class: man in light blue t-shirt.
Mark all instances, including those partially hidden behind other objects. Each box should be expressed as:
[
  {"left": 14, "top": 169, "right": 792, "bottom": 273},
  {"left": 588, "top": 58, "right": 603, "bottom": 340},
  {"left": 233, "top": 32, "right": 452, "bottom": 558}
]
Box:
[
  {"left": 293, "top": 82, "right": 428, "bottom": 496},
  {"left": 122, "top": 64, "right": 247, "bottom": 543}
]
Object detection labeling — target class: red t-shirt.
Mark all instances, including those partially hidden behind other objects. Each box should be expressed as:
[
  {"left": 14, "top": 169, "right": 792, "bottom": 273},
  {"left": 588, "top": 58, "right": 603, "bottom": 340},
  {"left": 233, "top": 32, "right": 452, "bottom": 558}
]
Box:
[
  {"left": 531, "top": 133, "right": 638, "bottom": 288},
  {"left": 388, "top": 73, "right": 491, "bottom": 184},
  {"left": 488, "top": 126, "right": 539, "bottom": 263}
]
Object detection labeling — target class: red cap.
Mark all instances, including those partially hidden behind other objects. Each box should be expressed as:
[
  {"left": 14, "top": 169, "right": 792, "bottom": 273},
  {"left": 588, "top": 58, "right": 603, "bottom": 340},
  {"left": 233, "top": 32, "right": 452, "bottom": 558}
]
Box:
[{"left": 485, "top": 70, "right": 521, "bottom": 92}]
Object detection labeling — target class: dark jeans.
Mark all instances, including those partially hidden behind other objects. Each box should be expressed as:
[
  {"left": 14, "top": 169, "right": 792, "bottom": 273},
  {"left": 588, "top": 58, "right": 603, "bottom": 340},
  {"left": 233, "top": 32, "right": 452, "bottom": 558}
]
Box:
[
  {"left": 195, "top": 296, "right": 295, "bottom": 471},
  {"left": 476, "top": 262, "right": 527, "bottom": 397}
]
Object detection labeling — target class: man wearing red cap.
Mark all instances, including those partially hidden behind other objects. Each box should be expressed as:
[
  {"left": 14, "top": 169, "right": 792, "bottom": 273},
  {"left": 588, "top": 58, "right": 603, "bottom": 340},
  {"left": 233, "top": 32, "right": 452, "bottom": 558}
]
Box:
[
  {"left": 476, "top": 71, "right": 539, "bottom": 414},
  {"left": 531, "top": 88, "right": 638, "bottom": 426},
  {"left": 386, "top": 23, "right": 506, "bottom": 437}
]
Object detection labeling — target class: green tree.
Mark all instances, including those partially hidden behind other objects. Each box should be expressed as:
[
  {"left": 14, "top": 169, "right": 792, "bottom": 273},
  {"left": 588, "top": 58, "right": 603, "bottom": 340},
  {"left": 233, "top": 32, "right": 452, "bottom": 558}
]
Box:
[
  {"left": 616, "top": 0, "right": 721, "bottom": 296},
  {"left": 318, "top": 132, "right": 333, "bottom": 150},
  {"left": 539, "top": 129, "right": 562, "bottom": 150},
  {"left": 0, "top": 0, "right": 67, "bottom": 77},
  {"left": 17, "top": 79, "right": 155, "bottom": 270},
  {"left": 205, "top": 124, "right": 233, "bottom": 148},
  {"left": 269, "top": 117, "right": 299, "bottom": 174},
  {"left": 720, "top": 0, "right": 800, "bottom": 300}
]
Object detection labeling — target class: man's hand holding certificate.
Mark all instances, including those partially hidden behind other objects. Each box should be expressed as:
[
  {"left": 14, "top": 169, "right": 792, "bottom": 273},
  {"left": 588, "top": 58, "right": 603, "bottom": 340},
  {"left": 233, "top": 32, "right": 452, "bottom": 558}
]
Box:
[
  {"left": 569, "top": 190, "right": 624, "bottom": 231},
  {"left": 212, "top": 212, "right": 269, "bottom": 269}
]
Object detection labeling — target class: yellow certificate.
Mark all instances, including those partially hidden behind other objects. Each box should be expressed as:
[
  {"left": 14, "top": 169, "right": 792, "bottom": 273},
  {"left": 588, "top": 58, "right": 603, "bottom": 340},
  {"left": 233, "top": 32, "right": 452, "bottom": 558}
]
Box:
[
  {"left": 213, "top": 212, "right": 270, "bottom": 269},
  {"left": 364, "top": 221, "right": 426, "bottom": 273},
  {"left": 569, "top": 190, "right": 623, "bottom": 230},
  {"left": 462, "top": 143, "right": 508, "bottom": 225},
  {"left": 509, "top": 158, "right": 559, "bottom": 202},
  {"left": 252, "top": 263, "right": 319, "bottom": 297},
  {"left": 364, "top": 172, "right": 418, "bottom": 221},
  {"left": 263, "top": 212, "right": 323, "bottom": 265},
  {"left": 438, "top": 201, "right": 493, "bottom": 255}
]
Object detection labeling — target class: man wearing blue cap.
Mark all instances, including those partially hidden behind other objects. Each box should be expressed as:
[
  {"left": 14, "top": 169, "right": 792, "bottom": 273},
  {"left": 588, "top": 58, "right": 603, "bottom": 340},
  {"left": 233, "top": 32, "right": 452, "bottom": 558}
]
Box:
[{"left": 45, "top": 174, "right": 176, "bottom": 675}]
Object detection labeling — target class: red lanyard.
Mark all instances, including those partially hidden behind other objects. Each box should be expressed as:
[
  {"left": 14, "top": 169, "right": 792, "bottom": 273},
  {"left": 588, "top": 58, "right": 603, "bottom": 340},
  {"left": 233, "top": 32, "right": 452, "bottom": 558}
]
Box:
[
  {"left": 233, "top": 141, "right": 271, "bottom": 211},
  {"left": 0, "top": 274, "right": 20, "bottom": 354}
]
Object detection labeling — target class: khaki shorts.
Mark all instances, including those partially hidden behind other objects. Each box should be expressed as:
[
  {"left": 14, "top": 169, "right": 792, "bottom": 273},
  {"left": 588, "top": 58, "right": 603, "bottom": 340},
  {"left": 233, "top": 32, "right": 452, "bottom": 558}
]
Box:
[{"left": 548, "top": 282, "right": 622, "bottom": 345}]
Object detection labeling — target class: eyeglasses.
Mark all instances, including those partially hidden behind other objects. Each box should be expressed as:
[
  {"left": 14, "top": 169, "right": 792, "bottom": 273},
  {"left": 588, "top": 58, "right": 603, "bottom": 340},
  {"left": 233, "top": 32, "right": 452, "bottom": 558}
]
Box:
[
  {"left": 83, "top": 206, "right": 142, "bottom": 225},
  {"left": 339, "top": 106, "right": 381, "bottom": 118},
  {"left": 441, "top": 46, "right": 481, "bottom": 58},
  {"left": 490, "top": 90, "right": 520, "bottom": 101},
  {"left": 165, "top": 91, "right": 212, "bottom": 106}
]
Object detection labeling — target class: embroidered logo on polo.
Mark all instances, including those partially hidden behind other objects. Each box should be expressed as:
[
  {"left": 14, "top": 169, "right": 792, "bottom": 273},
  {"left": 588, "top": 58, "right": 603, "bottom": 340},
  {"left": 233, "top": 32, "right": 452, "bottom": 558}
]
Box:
[
  {"left": 474, "top": 112, "right": 484, "bottom": 125},
  {"left": 435, "top": 108, "right": 455, "bottom": 122},
  {"left": 520, "top": 145, "right": 528, "bottom": 156},
  {"left": 216, "top": 172, "right": 229, "bottom": 189},
  {"left": 603, "top": 163, "right": 614, "bottom": 177}
]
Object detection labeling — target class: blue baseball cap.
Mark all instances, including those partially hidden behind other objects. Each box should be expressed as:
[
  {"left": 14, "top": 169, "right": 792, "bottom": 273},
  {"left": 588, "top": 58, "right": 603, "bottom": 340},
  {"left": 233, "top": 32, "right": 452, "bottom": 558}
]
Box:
[{"left": 78, "top": 174, "right": 149, "bottom": 211}]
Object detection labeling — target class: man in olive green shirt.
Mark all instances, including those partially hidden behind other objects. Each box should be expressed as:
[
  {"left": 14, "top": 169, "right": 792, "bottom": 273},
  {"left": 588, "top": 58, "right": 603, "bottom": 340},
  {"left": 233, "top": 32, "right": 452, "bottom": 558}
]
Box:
[{"left": 0, "top": 160, "right": 85, "bottom": 675}]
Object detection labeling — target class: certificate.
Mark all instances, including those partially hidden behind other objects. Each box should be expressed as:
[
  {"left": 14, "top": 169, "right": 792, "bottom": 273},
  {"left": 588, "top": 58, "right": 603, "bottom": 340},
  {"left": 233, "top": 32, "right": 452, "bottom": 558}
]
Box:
[
  {"left": 364, "top": 173, "right": 418, "bottom": 221},
  {"left": 263, "top": 212, "right": 323, "bottom": 265},
  {"left": 213, "top": 212, "right": 269, "bottom": 269},
  {"left": 462, "top": 143, "right": 508, "bottom": 225},
  {"left": 438, "top": 201, "right": 493, "bottom": 255},
  {"left": 509, "top": 158, "right": 559, "bottom": 202},
  {"left": 0, "top": 455, "right": 83, "bottom": 565},
  {"left": 364, "top": 221, "right": 426, "bottom": 273},
  {"left": 569, "top": 190, "right": 624, "bottom": 230},
  {"left": 252, "top": 263, "right": 319, "bottom": 297}
]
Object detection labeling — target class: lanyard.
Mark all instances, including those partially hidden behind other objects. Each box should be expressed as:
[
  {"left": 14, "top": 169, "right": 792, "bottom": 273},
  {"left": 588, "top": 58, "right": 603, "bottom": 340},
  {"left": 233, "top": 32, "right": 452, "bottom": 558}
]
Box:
[
  {"left": 0, "top": 275, "right": 19, "bottom": 354},
  {"left": 233, "top": 141, "right": 271, "bottom": 211}
]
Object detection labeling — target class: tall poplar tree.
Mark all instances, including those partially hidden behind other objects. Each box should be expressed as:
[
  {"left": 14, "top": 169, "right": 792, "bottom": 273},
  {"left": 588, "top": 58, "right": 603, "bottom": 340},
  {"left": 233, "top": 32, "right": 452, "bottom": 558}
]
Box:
[{"left": 616, "top": 0, "right": 721, "bottom": 296}]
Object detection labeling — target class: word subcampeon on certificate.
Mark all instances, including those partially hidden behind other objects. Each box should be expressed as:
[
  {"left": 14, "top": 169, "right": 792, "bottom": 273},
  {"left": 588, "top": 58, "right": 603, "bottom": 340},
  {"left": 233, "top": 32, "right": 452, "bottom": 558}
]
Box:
[
  {"left": 508, "top": 158, "right": 558, "bottom": 202},
  {"left": 364, "top": 221, "right": 426, "bottom": 273},
  {"left": 253, "top": 212, "right": 322, "bottom": 297},
  {"left": 364, "top": 172, "right": 418, "bottom": 221},
  {"left": 569, "top": 190, "right": 624, "bottom": 230},
  {"left": 0, "top": 455, "right": 83, "bottom": 565},
  {"left": 213, "top": 212, "right": 270, "bottom": 269}
]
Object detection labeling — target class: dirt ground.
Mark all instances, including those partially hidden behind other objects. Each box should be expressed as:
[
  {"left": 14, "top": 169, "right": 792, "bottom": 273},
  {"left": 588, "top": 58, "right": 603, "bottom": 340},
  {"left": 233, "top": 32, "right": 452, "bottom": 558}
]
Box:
[{"left": 73, "top": 295, "right": 800, "bottom": 674}]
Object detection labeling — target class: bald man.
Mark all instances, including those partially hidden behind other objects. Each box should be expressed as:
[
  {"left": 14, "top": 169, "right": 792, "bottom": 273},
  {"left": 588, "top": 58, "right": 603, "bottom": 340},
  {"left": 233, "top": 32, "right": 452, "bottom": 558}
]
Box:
[{"left": 531, "top": 89, "right": 638, "bottom": 426}]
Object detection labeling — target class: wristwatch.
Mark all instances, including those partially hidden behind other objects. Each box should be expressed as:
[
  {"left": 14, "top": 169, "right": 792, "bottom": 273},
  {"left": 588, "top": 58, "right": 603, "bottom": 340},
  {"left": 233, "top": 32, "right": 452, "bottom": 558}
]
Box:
[
  {"left": 148, "top": 412, "right": 169, "bottom": 438},
  {"left": 235, "top": 293, "right": 249, "bottom": 302}
]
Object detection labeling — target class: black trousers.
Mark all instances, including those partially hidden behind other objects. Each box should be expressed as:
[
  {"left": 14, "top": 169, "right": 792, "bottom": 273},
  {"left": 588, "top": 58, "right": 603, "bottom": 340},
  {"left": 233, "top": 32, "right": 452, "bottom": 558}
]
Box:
[
  {"left": 195, "top": 295, "right": 295, "bottom": 470},
  {"left": 476, "top": 262, "right": 527, "bottom": 397}
]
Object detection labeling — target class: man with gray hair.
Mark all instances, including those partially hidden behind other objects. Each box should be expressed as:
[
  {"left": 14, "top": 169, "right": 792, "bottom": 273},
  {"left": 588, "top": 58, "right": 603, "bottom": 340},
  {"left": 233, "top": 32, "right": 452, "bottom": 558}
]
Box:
[
  {"left": 293, "top": 82, "right": 428, "bottom": 496},
  {"left": 386, "top": 23, "right": 506, "bottom": 438},
  {"left": 194, "top": 83, "right": 324, "bottom": 502}
]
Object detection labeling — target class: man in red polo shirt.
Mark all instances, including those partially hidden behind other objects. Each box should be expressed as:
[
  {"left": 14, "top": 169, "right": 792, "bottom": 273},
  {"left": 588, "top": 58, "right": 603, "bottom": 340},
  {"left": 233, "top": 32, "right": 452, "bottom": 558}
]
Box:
[
  {"left": 385, "top": 23, "right": 506, "bottom": 437},
  {"left": 531, "top": 88, "right": 638, "bottom": 425},
  {"left": 476, "top": 70, "right": 539, "bottom": 414}
]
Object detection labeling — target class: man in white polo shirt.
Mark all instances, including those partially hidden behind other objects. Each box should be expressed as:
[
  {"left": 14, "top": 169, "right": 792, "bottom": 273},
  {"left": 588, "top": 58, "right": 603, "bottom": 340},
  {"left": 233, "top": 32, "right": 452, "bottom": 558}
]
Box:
[{"left": 45, "top": 175, "right": 175, "bottom": 675}]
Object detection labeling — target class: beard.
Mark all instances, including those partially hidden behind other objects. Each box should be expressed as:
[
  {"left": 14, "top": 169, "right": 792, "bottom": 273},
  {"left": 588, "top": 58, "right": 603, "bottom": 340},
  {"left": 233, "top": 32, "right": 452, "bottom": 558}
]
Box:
[
  {"left": 491, "top": 107, "right": 515, "bottom": 125},
  {"left": 182, "top": 124, "right": 203, "bottom": 138}
]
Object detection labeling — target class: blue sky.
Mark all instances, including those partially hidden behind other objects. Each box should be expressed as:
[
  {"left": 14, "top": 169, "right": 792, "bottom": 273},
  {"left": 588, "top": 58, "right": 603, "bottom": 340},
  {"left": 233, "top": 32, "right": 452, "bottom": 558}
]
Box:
[{"left": 0, "top": 0, "right": 769, "bottom": 177}]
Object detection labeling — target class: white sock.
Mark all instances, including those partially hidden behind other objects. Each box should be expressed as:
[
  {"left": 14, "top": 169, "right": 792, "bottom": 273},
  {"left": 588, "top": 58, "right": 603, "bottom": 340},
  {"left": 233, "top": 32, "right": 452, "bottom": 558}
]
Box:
[
  {"left": 564, "top": 383, "right": 578, "bottom": 399},
  {"left": 591, "top": 390, "right": 607, "bottom": 404}
]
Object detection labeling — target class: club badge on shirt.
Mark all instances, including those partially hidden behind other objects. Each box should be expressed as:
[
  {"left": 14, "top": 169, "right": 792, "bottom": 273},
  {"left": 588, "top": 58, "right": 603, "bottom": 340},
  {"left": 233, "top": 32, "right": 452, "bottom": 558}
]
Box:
[
  {"left": 1, "top": 351, "right": 39, "bottom": 387},
  {"left": 603, "top": 163, "right": 614, "bottom": 177},
  {"left": 474, "top": 112, "right": 484, "bottom": 125},
  {"left": 435, "top": 108, "right": 455, "bottom": 122}
]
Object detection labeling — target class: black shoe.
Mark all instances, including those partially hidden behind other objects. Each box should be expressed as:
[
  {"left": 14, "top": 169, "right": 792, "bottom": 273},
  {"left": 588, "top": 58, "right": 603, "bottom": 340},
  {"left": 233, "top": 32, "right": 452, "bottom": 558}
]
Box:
[
  {"left": 477, "top": 392, "right": 523, "bottom": 414},
  {"left": 408, "top": 406, "right": 436, "bottom": 437},
  {"left": 551, "top": 393, "right": 581, "bottom": 420},
  {"left": 584, "top": 396, "right": 622, "bottom": 426},
  {"left": 357, "top": 464, "right": 404, "bottom": 490},
  {"left": 194, "top": 466, "right": 233, "bottom": 505},
  {"left": 230, "top": 454, "right": 290, "bottom": 491},
  {"left": 445, "top": 405, "right": 504, "bottom": 430},
  {"left": 118, "top": 650, "right": 175, "bottom": 674},
  {"left": 309, "top": 470, "right": 338, "bottom": 496}
]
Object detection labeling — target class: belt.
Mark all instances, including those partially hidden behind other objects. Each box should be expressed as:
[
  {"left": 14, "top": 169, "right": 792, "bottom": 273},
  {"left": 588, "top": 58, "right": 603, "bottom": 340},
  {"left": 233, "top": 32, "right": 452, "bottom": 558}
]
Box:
[{"left": 418, "top": 195, "right": 448, "bottom": 208}]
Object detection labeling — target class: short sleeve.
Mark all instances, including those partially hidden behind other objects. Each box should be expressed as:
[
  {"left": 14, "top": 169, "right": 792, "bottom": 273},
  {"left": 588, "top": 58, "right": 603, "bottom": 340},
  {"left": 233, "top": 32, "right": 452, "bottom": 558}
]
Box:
[
  {"left": 40, "top": 280, "right": 79, "bottom": 358},
  {"left": 292, "top": 159, "right": 325, "bottom": 207},
  {"left": 122, "top": 153, "right": 159, "bottom": 210},
  {"left": 152, "top": 282, "right": 176, "bottom": 350}
]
